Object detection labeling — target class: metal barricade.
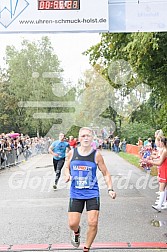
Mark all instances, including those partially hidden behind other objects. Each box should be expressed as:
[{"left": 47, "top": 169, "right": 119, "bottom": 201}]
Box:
[
  {"left": 0, "top": 148, "right": 25, "bottom": 169},
  {"left": 0, "top": 139, "right": 50, "bottom": 170}
]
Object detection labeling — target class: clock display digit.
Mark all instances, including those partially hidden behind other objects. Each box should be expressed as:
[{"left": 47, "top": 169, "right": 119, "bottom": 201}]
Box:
[
  {"left": 73, "top": 1, "right": 78, "bottom": 9},
  {"left": 66, "top": 1, "right": 72, "bottom": 9},
  {"left": 54, "top": 1, "right": 59, "bottom": 9},
  {"left": 45, "top": 1, "right": 50, "bottom": 9},
  {"left": 59, "top": 0, "right": 64, "bottom": 9},
  {"left": 39, "top": 1, "right": 45, "bottom": 9}
]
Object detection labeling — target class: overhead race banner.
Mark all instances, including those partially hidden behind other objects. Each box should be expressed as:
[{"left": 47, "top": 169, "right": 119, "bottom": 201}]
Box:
[{"left": 0, "top": 0, "right": 109, "bottom": 32}]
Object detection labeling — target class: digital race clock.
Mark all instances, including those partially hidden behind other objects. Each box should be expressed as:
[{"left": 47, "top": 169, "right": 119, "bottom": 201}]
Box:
[{"left": 38, "top": 0, "right": 80, "bottom": 10}]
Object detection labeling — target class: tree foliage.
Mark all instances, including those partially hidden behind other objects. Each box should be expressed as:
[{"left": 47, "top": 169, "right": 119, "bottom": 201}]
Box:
[
  {"left": 84, "top": 32, "right": 167, "bottom": 136},
  {"left": 121, "top": 121, "right": 155, "bottom": 145},
  {"left": 0, "top": 37, "right": 65, "bottom": 136}
]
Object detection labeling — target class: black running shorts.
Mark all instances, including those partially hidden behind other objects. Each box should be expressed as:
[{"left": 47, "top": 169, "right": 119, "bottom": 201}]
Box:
[{"left": 68, "top": 197, "right": 100, "bottom": 213}]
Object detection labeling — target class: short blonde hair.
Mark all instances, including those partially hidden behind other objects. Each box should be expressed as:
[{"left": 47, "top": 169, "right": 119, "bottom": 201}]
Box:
[{"left": 79, "top": 127, "right": 93, "bottom": 137}]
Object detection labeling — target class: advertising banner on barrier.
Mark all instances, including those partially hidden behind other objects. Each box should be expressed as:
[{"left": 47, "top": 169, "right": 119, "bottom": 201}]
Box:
[{"left": 0, "top": 0, "right": 109, "bottom": 33}]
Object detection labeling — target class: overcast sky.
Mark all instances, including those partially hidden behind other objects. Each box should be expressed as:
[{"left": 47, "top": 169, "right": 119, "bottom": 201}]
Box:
[{"left": 0, "top": 33, "right": 100, "bottom": 85}]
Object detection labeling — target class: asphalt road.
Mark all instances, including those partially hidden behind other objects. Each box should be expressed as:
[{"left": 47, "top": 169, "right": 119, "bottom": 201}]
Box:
[{"left": 0, "top": 150, "right": 167, "bottom": 251}]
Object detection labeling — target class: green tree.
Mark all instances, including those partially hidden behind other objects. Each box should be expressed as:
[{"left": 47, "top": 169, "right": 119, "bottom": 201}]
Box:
[
  {"left": 121, "top": 121, "right": 155, "bottom": 145},
  {"left": 0, "top": 36, "right": 65, "bottom": 136},
  {"left": 84, "top": 32, "right": 167, "bottom": 135}
]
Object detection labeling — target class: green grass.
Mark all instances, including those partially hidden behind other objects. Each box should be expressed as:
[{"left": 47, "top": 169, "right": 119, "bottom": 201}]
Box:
[
  {"left": 119, "top": 152, "right": 158, "bottom": 176},
  {"left": 119, "top": 152, "right": 140, "bottom": 167}
]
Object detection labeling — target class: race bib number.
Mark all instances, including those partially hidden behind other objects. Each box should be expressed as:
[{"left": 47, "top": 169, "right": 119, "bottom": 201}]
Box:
[{"left": 75, "top": 177, "right": 90, "bottom": 189}]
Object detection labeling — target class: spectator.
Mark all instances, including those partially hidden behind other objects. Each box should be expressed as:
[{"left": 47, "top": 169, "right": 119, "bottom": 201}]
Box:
[
  {"left": 91, "top": 136, "right": 99, "bottom": 150},
  {"left": 121, "top": 138, "right": 127, "bottom": 152},
  {"left": 148, "top": 137, "right": 167, "bottom": 212},
  {"left": 114, "top": 136, "right": 120, "bottom": 153},
  {"left": 136, "top": 137, "right": 143, "bottom": 151},
  {"left": 69, "top": 136, "right": 77, "bottom": 149}
]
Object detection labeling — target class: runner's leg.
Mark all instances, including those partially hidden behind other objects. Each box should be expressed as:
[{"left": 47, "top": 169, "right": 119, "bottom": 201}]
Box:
[
  {"left": 68, "top": 212, "right": 81, "bottom": 232},
  {"left": 68, "top": 199, "right": 84, "bottom": 232},
  {"left": 85, "top": 210, "right": 99, "bottom": 248},
  {"left": 54, "top": 159, "right": 65, "bottom": 185},
  {"left": 53, "top": 159, "right": 58, "bottom": 184}
]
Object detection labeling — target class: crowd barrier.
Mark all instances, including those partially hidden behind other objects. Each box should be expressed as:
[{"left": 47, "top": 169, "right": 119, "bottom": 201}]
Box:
[
  {"left": 0, "top": 148, "right": 26, "bottom": 169},
  {"left": 0, "top": 141, "right": 50, "bottom": 170},
  {"left": 126, "top": 144, "right": 141, "bottom": 157}
]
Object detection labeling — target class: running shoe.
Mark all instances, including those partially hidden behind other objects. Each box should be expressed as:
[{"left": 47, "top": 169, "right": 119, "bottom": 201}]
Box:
[
  {"left": 155, "top": 201, "right": 166, "bottom": 207},
  {"left": 71, "top": 226, "right": 81, "bottom": 248},
  {"left": 152, "top": 205, "right": 161, "bottom": 212},
  {"left": 83, "top": 247, "right": 90, "bottom": 252}
]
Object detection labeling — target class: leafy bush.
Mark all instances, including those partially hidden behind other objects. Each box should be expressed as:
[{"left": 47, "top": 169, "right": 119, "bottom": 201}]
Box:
[{"left": 120, "top": 122, "right": 155, "bottom": 145}]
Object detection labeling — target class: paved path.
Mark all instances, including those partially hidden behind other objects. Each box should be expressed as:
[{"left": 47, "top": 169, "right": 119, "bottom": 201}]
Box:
[{"left": 0, "top": 150, "right": 167, "bottom": 251}]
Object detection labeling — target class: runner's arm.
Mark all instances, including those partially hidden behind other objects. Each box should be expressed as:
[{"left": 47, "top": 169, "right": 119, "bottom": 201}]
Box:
[
  {"left": 48, "top": 145, "right": 59, "bottom": 157},
  {"left": 64, "top": 149, "right": 73, "bottom": 183},
  {"left": 96, "top": 152, "right": 116, "bottom": 199}
]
